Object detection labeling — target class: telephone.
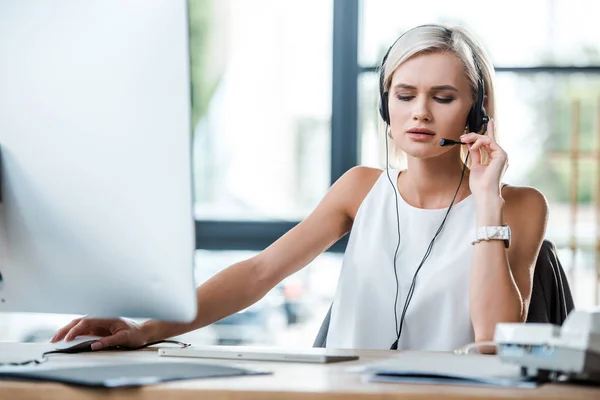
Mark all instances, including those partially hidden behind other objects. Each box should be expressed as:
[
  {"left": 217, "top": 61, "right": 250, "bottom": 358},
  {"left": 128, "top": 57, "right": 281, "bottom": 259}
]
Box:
[{"left": 494, "top": 309, "right": 600, "bottom": 384}]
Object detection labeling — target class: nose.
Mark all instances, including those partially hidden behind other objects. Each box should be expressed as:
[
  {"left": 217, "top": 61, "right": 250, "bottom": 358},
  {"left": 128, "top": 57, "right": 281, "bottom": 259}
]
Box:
[{"left": 412, "top": 97, "right": 432, "bottom": 123}]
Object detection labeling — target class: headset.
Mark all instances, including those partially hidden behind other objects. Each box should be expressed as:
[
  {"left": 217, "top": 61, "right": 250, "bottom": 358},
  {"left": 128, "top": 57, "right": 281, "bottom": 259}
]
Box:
[{"left": 378, "top": 25, "right": 489, "bottom": 350}]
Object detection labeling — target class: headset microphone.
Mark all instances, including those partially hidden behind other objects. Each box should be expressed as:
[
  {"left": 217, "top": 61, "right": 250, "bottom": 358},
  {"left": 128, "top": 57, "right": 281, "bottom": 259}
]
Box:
[{"left": 439, "top": 138, "right": 467, "bottom": 147}]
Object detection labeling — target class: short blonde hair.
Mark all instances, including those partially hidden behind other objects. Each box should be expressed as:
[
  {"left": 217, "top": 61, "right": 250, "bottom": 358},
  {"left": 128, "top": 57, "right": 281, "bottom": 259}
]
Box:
[{"left": 379, "top": 24, "right": 496, "bottom": 166}]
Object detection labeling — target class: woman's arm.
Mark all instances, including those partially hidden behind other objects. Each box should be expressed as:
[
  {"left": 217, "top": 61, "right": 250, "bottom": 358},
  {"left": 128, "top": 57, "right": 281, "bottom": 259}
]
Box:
[
  {"left": 52, "top": 166, "right": 381, "bottom": 349},
  {"left": 469, "top": 186, "right": 548, "bottom": 343},
  {"left": 142, "top": 167, "right": 383, "bottom": 342},
  {"left": 460, "top": 119, "right": 549, "bottom": 343}
]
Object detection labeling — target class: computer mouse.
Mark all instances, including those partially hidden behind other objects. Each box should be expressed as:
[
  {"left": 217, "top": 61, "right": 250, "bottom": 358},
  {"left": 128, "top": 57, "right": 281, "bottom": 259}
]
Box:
[{"left": 52, "top": 335, "right": 104, "bottom": 353}]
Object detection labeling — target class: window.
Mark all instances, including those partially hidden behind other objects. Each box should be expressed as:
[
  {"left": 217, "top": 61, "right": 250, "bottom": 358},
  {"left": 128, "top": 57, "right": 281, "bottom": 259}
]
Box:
[
  {"left": 186, "top": 0, "right": 340, "bottom": 348},
  {"left": 190, "top": 0, "right": 333, "bottom": 222},
  {"left": 173, "top": 249, "right": 343, "bottom": 347}
]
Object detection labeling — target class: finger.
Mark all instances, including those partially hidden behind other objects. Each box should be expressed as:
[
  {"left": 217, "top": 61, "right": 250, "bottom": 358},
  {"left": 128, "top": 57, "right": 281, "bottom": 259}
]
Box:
[
  {"left": 468, "top": 142, "right": 481, "bottom": 166},
  {"left": 90, "top": 331, "right": 128, "bottom": 351},
  {"left": 461, "top": 132, "right": 494, "bottom": 144},
  {"left": 468, "top": 136, "right": 496, "bottom": 165},
  {"left": 468, "top": 135, "right": 503, "bottom": 154},
  {"left": 469, "top": 137, "right": 492, "bottom": 153},
  {"left": 472, "top": 139, "right": 506, "bottom": 164},
  {"left": 486, "top": 118, "right": 495, "bottom": 140},
  {"left": 64, "top": 318, "right": 98, "bottom": 341},
  {"left": 50, "top": 318, "right": 83, "bottom": 342},
  {"left": 87, "top": 327, "right": 112, "bottom": 337},
  {"left": 66, "top": 318, "right": 123, "bottom": 341},
  {"left": 470, "top": 137, "right": 508, "bottom": 169},
  {"left": 463, "top": 136, "right": 489, "bottom": 163}
]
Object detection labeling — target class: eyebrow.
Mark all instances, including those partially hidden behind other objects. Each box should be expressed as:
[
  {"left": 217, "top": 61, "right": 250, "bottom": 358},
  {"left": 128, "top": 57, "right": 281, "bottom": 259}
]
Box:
[{"left": 392, "top": 83, "right": 459, "bottom": 92}]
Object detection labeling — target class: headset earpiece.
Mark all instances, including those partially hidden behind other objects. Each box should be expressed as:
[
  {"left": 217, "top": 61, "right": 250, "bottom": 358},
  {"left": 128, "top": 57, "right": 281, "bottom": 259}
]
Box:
[
  {"left": 466, "top": 75, "right": 489, "bottom": 134},
  {"left": 378, "top": 52, "right": 391, "bottom": 126}
]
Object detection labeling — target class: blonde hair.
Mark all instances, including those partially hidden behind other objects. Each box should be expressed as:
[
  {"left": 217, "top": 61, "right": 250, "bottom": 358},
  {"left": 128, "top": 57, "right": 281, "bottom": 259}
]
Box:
[{"left": 380, "top": 24, "right": 496, "bottom": 167}]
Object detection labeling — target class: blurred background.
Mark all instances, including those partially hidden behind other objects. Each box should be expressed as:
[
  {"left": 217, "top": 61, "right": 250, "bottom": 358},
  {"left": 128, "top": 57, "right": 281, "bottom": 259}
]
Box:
[{"left": 2, "top": 0, "right": 600, "bottom": 347}]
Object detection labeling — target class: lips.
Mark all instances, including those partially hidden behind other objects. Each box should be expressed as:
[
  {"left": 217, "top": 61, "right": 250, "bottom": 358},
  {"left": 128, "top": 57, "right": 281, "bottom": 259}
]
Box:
[{"left": 406, "top": 128, "right": 435, "bottom": 135}]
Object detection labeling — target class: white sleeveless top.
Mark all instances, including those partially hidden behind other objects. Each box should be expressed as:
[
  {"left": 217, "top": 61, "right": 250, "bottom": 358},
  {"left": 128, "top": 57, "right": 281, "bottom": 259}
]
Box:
[{"left": 326, "top": 168, "right": 477, "bottom": 351}]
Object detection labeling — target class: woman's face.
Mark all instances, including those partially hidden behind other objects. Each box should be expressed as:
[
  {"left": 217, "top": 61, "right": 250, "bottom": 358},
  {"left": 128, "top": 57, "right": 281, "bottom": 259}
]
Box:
[{"left": 387, "top": 51, "right": 473, "bottom": 159}]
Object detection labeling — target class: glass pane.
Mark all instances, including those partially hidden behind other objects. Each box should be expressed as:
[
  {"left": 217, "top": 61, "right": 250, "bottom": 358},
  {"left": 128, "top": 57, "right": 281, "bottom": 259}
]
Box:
[
  {"left": 360, "top": 0, "right": 600, "bottom": 68},
  {"left": 359, "top": 71, "right": 600, "bottom": 306},
  {"left": 190, "top": 0, "right": 333, "bottom": 221},
  {"left": 358, "top": 73, "right": 385, "bottom": 170},
  {"left": 171, "top": 250, "right": 343, "bottom": 347}
]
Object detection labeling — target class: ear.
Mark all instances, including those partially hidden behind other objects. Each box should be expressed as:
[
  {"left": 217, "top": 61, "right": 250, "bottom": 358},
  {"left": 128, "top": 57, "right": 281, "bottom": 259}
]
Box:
[{"left": 483, "top": 94, "right": 488, "bottom": 111}]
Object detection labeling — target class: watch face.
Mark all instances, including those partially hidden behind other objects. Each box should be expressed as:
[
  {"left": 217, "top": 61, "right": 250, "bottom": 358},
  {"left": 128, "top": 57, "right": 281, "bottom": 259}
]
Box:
[
  {"left": 498, "top": 226, "right": 510, "bottom": 248},
  {"left": 491, "top": 226, "right": 510, "bottom": 239}
]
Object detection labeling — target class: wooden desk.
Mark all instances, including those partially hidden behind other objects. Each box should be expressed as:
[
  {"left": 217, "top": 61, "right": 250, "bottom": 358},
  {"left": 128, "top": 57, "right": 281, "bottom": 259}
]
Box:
[{"left": 1, "top": 343, "right": 598, "bottom": 400}]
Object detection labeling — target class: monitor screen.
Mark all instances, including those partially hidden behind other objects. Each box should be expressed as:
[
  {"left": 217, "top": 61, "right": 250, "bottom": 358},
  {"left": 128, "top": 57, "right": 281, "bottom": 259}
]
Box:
[{"left": 0, "top": 0, "right": 197, "bottom": 322}]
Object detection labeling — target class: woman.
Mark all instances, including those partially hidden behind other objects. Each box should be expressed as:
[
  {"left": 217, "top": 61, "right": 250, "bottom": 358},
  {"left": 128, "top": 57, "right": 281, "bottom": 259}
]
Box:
[{"left": 51, "top": 24, "right": 548, "bottom": 352}]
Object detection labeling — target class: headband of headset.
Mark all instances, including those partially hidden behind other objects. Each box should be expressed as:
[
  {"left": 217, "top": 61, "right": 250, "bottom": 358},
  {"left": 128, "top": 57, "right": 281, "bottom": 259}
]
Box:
[{"left": 378, "top": 25, "right": 488, "bottom": 134}]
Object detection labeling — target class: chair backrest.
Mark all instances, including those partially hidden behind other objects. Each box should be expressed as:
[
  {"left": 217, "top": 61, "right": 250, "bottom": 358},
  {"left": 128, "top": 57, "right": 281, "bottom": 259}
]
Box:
[
  {"left": 313, "top": 303, "right": 332, "bottom": 348},
  {"left": 313, "top": 239, "right": 575, "bottom": 348},
  {"left": 526, "top": 239, "right": 575, "bottom": 324}
]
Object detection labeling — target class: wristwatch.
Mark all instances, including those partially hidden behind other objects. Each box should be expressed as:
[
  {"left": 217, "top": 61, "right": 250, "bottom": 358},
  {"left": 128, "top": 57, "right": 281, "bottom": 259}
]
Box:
[{"left": 472, "top": 225, "right": 511, "bottom": 248}]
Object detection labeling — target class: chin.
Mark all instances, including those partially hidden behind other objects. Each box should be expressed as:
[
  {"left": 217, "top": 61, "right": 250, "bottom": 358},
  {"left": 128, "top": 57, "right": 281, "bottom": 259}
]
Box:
[{"left": 397, "top": 141, "right": 444, "bottom": 159}]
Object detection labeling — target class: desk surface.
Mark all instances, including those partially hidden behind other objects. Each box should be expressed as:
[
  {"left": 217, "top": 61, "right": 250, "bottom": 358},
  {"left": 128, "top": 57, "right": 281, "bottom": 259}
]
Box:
[{"left": 1, "top": 343, "right": 599, "bottom": 400}]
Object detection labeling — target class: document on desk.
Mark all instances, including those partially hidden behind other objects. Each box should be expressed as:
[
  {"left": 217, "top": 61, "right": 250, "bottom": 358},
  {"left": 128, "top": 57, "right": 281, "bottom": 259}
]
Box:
[
  {"left": 362, "top": 351, "right": 537, "bottom": 389},
  {"left": 0, "top": 343, "right": 272, "bottom": 387},
  {"left": 0, "top": 362, "right": 272, "bottom": 387},
  {"left": 0, "top": 343, "right": 49, "bottom": 368}
]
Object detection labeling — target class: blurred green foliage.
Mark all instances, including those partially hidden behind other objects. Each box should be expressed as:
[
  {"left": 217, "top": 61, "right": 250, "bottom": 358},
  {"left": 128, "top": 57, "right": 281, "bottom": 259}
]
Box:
[
  {"left": 189, "top": 0, "right": 220, "bottom": 128},
  {"left": 525, "top": 75, "right": 600, "bottom": 204}
]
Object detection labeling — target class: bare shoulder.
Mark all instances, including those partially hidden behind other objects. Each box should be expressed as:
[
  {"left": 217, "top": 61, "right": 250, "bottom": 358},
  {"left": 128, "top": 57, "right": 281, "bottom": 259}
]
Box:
[
  {"left": 252, "top": 166, "right": 384, "bottom": 284},
  {"left": 502, "top": 185, "right": 549, "bottom": 240},
  {"left": 502, "top": 185, "right": 549, "bottom": 220},
  {"left": 334, "top": 166, "right": 384, "bottom": 220},
  {"left": 338, "top": 165, "right": 383, "bottom": 189}
]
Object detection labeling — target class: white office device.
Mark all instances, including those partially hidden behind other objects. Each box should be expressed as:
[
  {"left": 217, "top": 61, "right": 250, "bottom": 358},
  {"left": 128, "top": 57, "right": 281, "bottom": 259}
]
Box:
[
  {"left": 158, "top": 345, "right": 360, "bottom": 364},
  {"left": 495, "top": 309, "right": 600, "bottom": 383},
  {"left": 0, "top": 0, "right": 197, "bottom": 321}
]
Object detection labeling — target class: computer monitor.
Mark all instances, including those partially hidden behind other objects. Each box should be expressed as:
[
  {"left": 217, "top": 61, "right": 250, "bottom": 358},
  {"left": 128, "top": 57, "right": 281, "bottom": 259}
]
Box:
[{"left": 0, "top": 0, "right": 197, "bottom": 322}]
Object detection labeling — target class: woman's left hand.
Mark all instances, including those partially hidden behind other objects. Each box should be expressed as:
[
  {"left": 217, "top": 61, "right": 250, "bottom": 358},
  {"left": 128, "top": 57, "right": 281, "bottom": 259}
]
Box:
[{"left": 460, "top": 119, "right": 508, "bottom": 199}]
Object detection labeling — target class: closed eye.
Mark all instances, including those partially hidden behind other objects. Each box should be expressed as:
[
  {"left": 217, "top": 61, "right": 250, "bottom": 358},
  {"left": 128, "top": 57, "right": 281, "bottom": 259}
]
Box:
[
  {"left": 397, "top": 95, "right": 455, "bottom": 103},
  {"left": 434, "top": 97, "right": 454, "bottom": 104}
]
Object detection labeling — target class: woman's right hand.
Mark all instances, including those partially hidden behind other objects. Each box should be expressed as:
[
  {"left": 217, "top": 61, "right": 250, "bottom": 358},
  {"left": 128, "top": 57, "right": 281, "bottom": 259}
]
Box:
[{"left": 50, "top": 317, "right": 147, "bottom": 351}]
